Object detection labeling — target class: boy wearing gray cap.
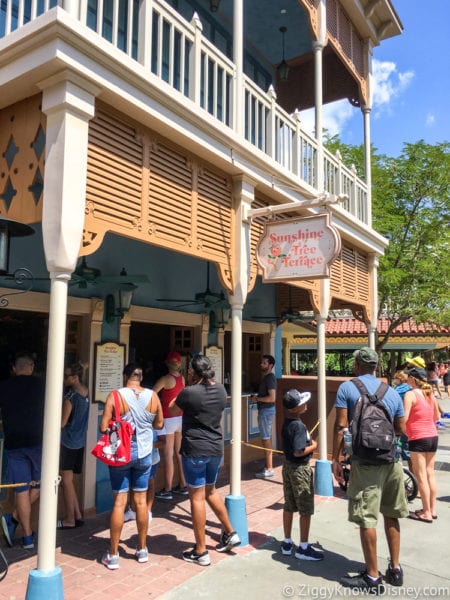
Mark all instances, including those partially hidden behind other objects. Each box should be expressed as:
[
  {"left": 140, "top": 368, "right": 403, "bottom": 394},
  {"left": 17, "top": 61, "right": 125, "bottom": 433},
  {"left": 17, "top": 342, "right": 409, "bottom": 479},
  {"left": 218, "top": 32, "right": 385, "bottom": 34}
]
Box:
[{"left": 280, "top": 389, "right": 324, "bottom": 561}]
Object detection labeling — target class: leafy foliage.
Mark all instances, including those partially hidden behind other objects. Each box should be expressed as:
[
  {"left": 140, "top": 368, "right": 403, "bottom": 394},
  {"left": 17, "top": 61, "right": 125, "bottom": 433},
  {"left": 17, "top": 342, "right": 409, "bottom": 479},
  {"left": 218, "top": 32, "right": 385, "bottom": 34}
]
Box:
[{"left": 325, "top": 136, "right": 450, "bottom": 350}]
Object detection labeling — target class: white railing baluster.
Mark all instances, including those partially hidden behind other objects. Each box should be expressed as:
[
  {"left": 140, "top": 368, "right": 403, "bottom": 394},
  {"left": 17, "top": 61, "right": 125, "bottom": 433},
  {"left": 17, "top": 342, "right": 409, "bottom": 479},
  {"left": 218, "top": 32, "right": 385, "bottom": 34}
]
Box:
[
  {"left": 126, "top": 0, "right": 133, "bottom": 57},
  {"left": 180, "top": 32, "right": 186, "bottom": 95},
  {"left": 156, "top": 12, "right": 163, "bottom": 78},
  {"left": 267, "top": 85, "right": 276, "bottom": 161},
  {"left": 6, "top": 0, "right": 12, "bottom": 35},
  {"left": 168, "top": 21, "right": 174, "bottom": 86},
  {"left": 112, "top": 0, "right": 118, "bottom": 47},
  {"left": 31, "top": 0, "right": 37, "bottom": 20},
  {"left": 18, "top": 0, "right": 25, "bottom": 28},
  {"left": 97, "top": 0, "right": 104, "bottom": 37}
]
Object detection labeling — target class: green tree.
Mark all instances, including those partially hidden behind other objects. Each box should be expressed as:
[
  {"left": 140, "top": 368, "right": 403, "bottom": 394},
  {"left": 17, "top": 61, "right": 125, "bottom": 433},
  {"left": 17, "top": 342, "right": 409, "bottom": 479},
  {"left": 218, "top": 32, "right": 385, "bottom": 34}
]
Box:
[{"left": 325, "top": 136, "right": 450, "bottom": 351}]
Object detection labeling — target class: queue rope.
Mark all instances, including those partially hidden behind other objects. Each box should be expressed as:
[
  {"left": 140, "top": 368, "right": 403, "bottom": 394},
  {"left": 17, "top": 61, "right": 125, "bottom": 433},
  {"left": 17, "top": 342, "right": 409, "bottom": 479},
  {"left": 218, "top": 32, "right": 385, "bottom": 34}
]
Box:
[
  {"left": 240, "top": 419, "right": 320, "bottom": 454},
  {"left": 0, "top": 480, "right": 40, "bottom": 489}
]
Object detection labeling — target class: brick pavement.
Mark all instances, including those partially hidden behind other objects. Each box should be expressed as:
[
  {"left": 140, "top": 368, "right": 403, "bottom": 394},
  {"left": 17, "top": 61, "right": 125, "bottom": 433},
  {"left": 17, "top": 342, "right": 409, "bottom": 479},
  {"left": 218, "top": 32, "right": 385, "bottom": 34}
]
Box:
[{"left": 0, "top": 457, "right": 340, "bottom": 599}]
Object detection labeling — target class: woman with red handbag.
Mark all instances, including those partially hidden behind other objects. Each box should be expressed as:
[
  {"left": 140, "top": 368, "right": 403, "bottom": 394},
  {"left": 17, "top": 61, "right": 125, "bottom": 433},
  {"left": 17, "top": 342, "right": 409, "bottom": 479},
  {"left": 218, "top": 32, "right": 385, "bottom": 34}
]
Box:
[{"left": 100, "top": 363, "right": 163, "bottom": 570}]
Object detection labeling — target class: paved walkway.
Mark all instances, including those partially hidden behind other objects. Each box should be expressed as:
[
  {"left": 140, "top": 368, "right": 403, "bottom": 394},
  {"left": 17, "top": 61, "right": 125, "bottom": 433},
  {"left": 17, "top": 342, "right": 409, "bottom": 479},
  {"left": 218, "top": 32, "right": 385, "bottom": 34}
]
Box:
[{"left": 1, "top": 396, "right": 450, "bottom": 599}]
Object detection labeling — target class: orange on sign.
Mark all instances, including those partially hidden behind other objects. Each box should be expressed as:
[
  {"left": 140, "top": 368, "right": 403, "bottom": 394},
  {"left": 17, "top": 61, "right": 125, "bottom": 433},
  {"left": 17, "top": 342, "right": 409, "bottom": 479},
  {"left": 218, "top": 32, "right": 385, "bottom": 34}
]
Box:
[{"left": 256, "top": 214, "right": 341, "bottom": 281}]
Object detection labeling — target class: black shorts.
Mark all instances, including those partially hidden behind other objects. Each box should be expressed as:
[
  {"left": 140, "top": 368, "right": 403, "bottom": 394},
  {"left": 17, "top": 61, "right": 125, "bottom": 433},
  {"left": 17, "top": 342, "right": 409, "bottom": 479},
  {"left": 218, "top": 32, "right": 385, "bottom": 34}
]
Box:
[
  {"left": 60, "top": 445, "right": 85, "bottom": 474},
  {"left": 408, "top": 437, "right": 438, "bottom": 453}
]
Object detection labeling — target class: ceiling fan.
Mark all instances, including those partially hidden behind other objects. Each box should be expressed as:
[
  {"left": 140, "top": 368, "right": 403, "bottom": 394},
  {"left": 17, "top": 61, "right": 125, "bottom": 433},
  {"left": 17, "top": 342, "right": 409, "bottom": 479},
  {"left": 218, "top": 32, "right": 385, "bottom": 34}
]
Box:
[
  {"left": 252, "top": 286, "right": 314, "bottom": 325},
  {"left": 70, "top": 258, "right": 149, "bottom": 289},
  {"left": 157, "top": 261, "right": 229, "bottom": 310}
]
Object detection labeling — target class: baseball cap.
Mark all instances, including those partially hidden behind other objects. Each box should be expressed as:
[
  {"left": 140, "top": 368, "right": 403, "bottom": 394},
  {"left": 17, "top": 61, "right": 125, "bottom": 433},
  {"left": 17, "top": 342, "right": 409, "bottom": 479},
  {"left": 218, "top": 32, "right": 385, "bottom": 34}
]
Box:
[
  {"left": 283, "top": 389, "right": 311, "bottom": 409},
  {"left": 404, "top": 367, "right": 427, "bottom": 382},
  {"left": 406, "top": 356, "right": 426, "bottom": 369},
  {"left": 166, "top": 351, "right": 182, "bottom": 362},
  {"left": 353, "top": 346, "right": 379, "bottom": 365}
]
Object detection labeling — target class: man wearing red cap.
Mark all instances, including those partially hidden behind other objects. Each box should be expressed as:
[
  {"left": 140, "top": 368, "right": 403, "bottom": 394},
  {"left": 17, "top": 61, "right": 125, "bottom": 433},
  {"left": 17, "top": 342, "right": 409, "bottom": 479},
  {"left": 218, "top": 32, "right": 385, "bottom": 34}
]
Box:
[{"left": 154, "top": 352, "right": 188, "bottom": 500}]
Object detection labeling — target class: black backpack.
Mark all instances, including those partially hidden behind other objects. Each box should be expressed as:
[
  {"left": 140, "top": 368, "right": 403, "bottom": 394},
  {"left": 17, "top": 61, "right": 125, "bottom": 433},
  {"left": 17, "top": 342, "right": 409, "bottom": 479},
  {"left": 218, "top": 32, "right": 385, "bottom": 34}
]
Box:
[{"left": 350, "top": 378, "right": 397, "bottom": 464}]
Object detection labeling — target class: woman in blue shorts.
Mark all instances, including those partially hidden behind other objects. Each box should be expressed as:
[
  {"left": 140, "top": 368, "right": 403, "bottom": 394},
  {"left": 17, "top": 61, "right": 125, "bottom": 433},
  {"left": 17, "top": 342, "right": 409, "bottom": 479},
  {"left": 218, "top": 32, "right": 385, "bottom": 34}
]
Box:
[
  {"left": 171, "top": 354, "right": 240, "bottom": 566},
  {"left": 100, "top": 363, "right": 163, "bottom": 569}
]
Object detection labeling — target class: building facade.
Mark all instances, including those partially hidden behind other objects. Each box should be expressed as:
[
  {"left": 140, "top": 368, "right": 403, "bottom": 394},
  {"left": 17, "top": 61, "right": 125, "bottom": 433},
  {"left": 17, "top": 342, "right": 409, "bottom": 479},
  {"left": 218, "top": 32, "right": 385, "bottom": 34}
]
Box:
[{"left": 1, "top": 0, "right": 402, "bottom": 515}]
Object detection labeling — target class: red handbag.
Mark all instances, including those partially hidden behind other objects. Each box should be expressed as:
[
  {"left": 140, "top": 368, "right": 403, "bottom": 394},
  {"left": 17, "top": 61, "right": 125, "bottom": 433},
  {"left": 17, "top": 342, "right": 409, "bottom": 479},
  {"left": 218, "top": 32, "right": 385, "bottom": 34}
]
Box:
[{"left": 91, "top": 390, "right": 134, "bottom": 466}]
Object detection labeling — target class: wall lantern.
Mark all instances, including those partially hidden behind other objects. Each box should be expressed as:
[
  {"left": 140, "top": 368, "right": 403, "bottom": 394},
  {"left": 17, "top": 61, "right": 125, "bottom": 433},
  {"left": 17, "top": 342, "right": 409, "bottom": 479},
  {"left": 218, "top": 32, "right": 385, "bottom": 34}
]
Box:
[
  {"left": 0, "top": 216, "right": 35, "bottom": 306},
  {"left": 277, "top": 26, "right": 290, "bottom": 82},
  {"left": 209, "top": 0, "right": 221, "bottom": 12},
  {"left": 105, "top": 271, "right": 138, "bottom": 323}
]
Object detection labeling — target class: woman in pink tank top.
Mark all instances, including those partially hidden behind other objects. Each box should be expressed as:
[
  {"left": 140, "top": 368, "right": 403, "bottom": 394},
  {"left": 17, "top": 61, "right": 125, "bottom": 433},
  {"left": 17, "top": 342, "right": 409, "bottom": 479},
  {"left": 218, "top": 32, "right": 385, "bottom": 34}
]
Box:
[{"left": 403, "top": 366, "right": 439, "bottom": 522}]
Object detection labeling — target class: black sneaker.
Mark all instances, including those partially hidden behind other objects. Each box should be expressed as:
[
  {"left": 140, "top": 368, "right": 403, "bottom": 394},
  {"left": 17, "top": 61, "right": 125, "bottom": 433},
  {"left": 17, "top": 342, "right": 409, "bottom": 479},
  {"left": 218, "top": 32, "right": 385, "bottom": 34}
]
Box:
[
  {"left": 340, "top": 571, "right": 385, "bottom": 595},
  {"left": 385, "top": 563, "right": 403, "bottom": 586},
  {"left": 280, "top": 541, "right": 294, "bottom": 556},
  {"left": 155, "top": 489, "right": 173, "bottom": 500},
  {"left": 182, "top": 547, "right": 211, "bottom": 566},
  {"left": 216, "top": 531, "right": 241, "bottom": 553}
]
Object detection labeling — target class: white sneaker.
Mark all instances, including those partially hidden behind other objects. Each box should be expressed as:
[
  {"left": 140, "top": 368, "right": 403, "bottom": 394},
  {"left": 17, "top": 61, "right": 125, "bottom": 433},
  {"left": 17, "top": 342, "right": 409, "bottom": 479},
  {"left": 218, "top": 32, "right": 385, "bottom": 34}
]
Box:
[
  {"left": 135, "top": 548, "right": 149, "bottom": 563},
  {"left": 124, "top": 508, "right": 136, "bottom": 522},
  {"left": 255, "top": 468, "right": 274, "bottom": 479}
]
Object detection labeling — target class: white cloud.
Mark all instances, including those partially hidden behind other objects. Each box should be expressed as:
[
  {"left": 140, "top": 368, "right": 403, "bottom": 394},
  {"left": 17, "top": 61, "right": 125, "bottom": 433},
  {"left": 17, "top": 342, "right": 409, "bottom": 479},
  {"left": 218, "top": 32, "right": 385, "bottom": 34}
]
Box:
[
  {"left": 425, "top": 113, "right": 435, "bottom": 127},
  {"left": 298, "top": 59, "right": 414, "bottom": 138},
  {"left": 372, "top": 59, "right": 414, "bottom": 114},
  {"left": 300, "top": 100, "right": 354, "bottom": 138}
]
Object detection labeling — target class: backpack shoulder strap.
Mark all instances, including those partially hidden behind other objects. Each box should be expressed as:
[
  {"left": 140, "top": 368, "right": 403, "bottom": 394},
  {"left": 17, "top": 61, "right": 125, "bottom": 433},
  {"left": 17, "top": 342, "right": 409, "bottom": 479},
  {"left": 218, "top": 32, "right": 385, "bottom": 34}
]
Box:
[
  {"left": 351, "top": 377, "right": 368, "bottom": 396},
  {"left": 374, "top": 381, "right": 389, "bottom": 401}
]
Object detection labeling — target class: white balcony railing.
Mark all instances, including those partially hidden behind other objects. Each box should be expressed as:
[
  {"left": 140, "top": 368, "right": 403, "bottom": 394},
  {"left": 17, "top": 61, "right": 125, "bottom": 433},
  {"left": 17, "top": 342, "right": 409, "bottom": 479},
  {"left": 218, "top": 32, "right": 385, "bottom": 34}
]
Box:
[{"left": 1, "top": 0, "right": 369, "bottom": 223}]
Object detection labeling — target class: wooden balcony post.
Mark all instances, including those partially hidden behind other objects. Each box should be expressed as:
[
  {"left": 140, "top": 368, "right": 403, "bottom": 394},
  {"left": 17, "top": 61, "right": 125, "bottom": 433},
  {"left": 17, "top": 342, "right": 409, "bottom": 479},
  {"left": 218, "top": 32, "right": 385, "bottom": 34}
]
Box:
[
  {"left": 188, "top": 12, "right": 203, "bottom": 105},
  {"left": 138, "top": 0, "right": 153, "bottom": 70},
  {"left": 267, "top": 85, "right": 277, "bottom": 162}
]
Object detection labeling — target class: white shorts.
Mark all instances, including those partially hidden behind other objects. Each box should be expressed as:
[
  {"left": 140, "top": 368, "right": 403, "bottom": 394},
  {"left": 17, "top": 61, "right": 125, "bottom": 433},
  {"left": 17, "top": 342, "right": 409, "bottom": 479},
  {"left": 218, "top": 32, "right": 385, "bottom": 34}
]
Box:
[{"left": 164, "top": 416, "right": 182, "bottom": 435}]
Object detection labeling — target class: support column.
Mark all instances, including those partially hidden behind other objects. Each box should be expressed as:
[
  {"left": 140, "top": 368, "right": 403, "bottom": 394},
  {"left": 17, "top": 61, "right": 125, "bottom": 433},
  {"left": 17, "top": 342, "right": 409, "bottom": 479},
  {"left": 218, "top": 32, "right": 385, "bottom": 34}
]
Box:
[
  {"left": 314, "top": 277, "right": 333, "bottom": 496},
  {"left": 368, "top": 253, "right": 379, "bottom": 350},
  {"left": 225, "top": 175, "right": 253, "bottom": 547},
  {"left": 26, "top": 72, "right": 98, "bottom": 600},
  {"left": 362, "top": 106, "right": 372, "bottom": 225},
  {"left": 313, "top": 40, "right": 325, "bottom": 189}
]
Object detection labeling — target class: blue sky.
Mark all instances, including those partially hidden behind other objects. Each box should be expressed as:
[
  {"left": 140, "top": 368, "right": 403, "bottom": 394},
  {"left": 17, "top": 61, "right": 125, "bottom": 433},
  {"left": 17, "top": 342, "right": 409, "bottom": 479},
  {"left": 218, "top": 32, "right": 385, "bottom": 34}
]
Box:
[{"left": 302, "top": 0, "right": 450, "bottom": 157}]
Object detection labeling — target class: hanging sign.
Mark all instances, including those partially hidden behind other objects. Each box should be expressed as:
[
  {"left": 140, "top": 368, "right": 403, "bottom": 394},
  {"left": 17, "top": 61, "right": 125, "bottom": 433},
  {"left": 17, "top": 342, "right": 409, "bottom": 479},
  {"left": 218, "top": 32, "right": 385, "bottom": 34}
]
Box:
[{"left": 256, "top": 214, "right": 341, "bottom": 281}]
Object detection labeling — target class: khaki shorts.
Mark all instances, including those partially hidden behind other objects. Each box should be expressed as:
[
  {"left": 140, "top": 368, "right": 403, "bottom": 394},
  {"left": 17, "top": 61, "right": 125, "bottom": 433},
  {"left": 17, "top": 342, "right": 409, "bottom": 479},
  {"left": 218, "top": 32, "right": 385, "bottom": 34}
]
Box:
[
  {"left": 347, "top": 460, "right": 409, "bottom": 528},
  {"left": 282, "top": 461, "right": 314, "bottom": 515}
]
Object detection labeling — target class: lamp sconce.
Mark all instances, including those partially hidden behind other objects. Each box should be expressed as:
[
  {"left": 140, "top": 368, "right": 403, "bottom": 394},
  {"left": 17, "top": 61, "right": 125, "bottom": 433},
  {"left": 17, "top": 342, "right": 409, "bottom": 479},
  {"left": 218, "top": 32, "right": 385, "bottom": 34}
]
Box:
[
  {"left": 209, "top": 302, "right": 231, "bottom": 333},
  {"left": 209, "top": 0, "right": 221, "bottom": 11},
  {"left": 0, "top": 216, "right": 35, "bottom": 307},
  {"left": 277, "top": 26, "right": 289, "bottom": 82},
  {"left": 105, "top": 282, "right": 137, "bottom": 323}
]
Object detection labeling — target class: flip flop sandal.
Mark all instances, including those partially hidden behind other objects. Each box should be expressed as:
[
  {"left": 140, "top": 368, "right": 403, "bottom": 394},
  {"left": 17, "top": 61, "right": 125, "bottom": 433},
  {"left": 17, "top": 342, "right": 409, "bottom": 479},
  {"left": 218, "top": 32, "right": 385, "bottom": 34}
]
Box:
[
  {"left": 56, "top": 519, "right": 76, "bottom": 530},
  {"left": 415, "top": 509, "right": 437, "bottom": 520},
  {"left": 408, "top": 511, "right": 432, "bottom": 523},
  {"left": 75, "top": 519, "right": 85, "bottom": 527}
]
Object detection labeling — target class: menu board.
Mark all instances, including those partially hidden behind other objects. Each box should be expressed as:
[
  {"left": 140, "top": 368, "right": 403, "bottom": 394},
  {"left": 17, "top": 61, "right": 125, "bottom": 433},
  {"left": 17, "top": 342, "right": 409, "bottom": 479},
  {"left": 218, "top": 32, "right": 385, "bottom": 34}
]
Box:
[
  {"left": 94, "top": 342, "right": 126, "bottom": 403},
  {"left": 204, "top": 345, "right": 223, "bottom": 384}
]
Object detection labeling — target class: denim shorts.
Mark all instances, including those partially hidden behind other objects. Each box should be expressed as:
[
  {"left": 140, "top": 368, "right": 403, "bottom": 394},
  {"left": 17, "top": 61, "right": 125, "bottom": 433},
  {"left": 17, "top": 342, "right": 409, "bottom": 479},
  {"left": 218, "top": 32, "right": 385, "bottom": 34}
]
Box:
[
  {"left": 7, "top": 446, "right": 42, "bottom": 493},
  {"left": 108, "top": 443, "right": 152, "bottom": 493},
  {"left": 258, "top": 406, "right": 275, "bottom": 440},
  {"left": 149, "top": 462, "right": 159, "bottom": 480},
  {"left": 182, "top": 455, "right": 222, "bottom": 488}
]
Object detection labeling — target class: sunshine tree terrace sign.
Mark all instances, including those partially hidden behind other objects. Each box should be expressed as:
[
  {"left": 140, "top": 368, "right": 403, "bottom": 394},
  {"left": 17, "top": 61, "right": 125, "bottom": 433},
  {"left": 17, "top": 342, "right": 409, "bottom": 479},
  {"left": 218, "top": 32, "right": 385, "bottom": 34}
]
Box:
[{"left": 256, "top": 214, "right": 341, "bottom": 281}]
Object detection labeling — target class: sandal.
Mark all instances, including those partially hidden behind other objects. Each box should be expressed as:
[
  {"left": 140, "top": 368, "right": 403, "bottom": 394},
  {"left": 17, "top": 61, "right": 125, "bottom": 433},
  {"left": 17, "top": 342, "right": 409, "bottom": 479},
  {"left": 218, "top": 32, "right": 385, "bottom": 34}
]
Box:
[
  {"left": 408, "top": 511, "right": 432, "bottom": 523},
  {"left": 415, "top": 509, "right": 437, "bottom": 520}
]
